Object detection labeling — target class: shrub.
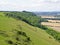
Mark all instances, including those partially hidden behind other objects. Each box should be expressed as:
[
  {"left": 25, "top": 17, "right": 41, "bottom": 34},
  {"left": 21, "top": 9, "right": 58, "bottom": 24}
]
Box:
[
  {"left": 16, "top": 37, "right": 19, "bottom": 41},
  {"left": 17, "top": 31, "right": 22, "bottom": 35},
  {"left": 27, "top": 37, "right": 31, "bottom": 41},
  {"left": 22, "top": 32, "right": 27, "bottom": 37},
  {"left": 7, "top": 40, "right": 13, "bottom": 44},
  {"left": 25, "top": 37, "right": 31, "bottom": 42},
  {"left": 17, "top": 31, "right": 27, "bottom": 37}
]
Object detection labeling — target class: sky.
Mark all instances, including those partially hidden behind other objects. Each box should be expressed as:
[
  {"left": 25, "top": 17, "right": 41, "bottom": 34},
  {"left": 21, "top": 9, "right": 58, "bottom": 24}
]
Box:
[{"left": 0, "top": 0, "right": 60, "bottom": 12}]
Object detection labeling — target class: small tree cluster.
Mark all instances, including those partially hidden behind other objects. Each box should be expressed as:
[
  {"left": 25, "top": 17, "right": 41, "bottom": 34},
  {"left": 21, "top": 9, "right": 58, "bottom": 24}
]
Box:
[{"left": 17, "top": 31, "right": 27, "bottom": 37}]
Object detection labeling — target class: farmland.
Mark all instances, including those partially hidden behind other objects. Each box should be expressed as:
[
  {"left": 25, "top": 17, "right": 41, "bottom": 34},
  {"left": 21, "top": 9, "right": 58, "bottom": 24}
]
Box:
[{"left": 41, "top": 16, "right": 60, "bottom": 32}]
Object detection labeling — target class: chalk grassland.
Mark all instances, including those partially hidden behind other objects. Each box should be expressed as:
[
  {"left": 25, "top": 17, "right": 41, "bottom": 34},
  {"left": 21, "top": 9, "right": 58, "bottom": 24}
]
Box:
[{"left": 0, "top": 12, "right": 60, "bottom": 45}]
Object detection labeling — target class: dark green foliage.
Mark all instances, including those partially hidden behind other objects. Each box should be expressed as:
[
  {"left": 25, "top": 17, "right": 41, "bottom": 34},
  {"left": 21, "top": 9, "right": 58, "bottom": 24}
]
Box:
[
  {"left": 27, "top": 37, "right": 31, "bottom": 41},
  {"left": 16, "top": 37, "right": 20, "bottom": 41},
  {"left": 7, "top": 40, "right": 13, "bottom": 44},
  {"left": 22, "top": 32, "right": 27, "bottom": 37},
  {"left": 5, "top": 11, "right": 42, "bottom": 27},
  {"left": 49, "top": 36, "right": 52, "bottom": 39},
  {"left": 24, "top": 37, "right": 31, "bottom": 42},
  {"left": 17, "top": 31, "right": 21, "bottom": 35},
  {"left": 40, "top": 25, "right": 48, "bottom": 30},
  {"left": 17, "top": 31, "right": 27, "bottom": 37}
]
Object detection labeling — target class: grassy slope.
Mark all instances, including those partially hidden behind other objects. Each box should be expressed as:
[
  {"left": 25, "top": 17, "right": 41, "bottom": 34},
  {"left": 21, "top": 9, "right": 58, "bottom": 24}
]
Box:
[{"left": 0, "top": 12, "right": 60, "bottom": 45}]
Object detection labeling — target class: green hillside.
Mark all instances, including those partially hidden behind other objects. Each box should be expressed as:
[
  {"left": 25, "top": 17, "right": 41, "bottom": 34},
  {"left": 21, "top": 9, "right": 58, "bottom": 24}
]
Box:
[{"left": 0, "top": 12, "right": 60, "bottom": 45}]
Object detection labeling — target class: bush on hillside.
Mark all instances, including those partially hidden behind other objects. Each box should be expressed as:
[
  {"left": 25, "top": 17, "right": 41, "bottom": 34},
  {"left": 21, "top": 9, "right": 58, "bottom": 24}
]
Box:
[
  {"left": 17, "top": 31, "right": 27, "bottom": 37},
  {"left": 7, "top": 40, "right": 13, "bottom": 44}
]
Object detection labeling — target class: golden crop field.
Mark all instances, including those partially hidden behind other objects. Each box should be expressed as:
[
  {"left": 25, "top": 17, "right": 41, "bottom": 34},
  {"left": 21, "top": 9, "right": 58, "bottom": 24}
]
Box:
[
  {"left": 41, "top": 16, "right": 55, "bottom": 18},
  {"left": 41, "top": 21, "right": 60, "bottom": 32}
]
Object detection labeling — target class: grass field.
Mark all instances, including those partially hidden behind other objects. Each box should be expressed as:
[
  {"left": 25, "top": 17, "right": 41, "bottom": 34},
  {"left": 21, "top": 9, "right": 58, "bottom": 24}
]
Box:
[{"left": 0, "top": 12, "right": 60, "bottom": 45}]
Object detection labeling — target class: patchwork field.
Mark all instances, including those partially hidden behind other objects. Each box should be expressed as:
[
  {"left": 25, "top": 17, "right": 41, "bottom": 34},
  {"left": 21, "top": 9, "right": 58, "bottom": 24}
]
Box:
[
  {"left": 41, "top": 15, "right": 60, "bottom": 32},
  {"left": 41, "top": 16, "right": 55, "bottom": 18},
  {"left": 41, "top": 20, "right": 60, "bottom": 32}
]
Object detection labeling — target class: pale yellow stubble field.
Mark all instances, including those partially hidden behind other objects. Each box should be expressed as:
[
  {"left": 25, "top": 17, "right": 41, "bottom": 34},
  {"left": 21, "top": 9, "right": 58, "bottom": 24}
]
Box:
[{"left": 41, "top": 20, "right": 60, "bottom": 32}]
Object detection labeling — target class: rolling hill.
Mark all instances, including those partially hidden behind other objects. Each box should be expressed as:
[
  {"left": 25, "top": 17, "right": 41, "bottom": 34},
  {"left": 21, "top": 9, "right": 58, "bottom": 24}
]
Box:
[{"left": 0, "top": 12, "right": 60, "bottom": 45}]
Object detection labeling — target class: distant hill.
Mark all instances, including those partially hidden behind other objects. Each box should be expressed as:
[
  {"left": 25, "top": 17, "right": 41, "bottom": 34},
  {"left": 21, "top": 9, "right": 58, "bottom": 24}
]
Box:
[{"left": 34, "top": 12, "right": 60, "bottom": 16}]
